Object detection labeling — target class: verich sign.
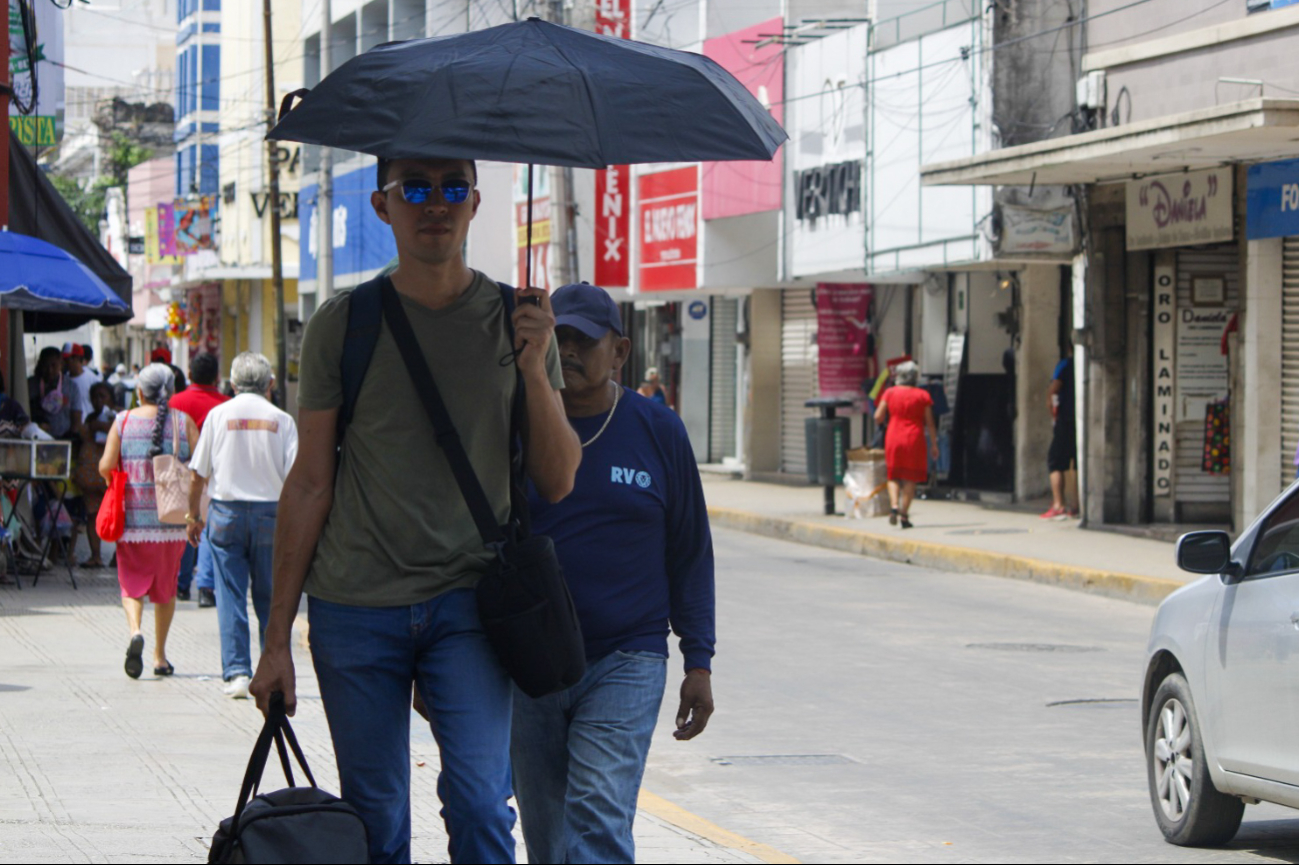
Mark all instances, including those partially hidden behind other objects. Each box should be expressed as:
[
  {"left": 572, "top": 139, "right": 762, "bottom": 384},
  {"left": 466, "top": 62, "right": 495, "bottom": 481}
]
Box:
[
  {"left": 1246, "top": 158, "right": 1299, "bottom": 240},
  {"left": 1126, "top": 168, "right": 1233, "bottom": 251}
]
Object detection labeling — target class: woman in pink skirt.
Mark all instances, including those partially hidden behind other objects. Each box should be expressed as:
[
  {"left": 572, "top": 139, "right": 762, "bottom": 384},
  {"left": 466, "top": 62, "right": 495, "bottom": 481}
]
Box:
[{"left": 99, "top": 363, "right": 198, "bottom": 679}]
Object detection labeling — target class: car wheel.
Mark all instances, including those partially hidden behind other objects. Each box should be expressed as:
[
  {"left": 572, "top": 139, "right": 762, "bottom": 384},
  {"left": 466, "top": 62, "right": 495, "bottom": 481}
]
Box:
[{"left": 1146, "top": 672, "right": 1244, "bottom": 846}]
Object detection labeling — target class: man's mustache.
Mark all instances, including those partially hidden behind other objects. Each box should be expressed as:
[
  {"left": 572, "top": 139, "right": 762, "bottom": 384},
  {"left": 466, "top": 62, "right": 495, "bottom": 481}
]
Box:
[{"left": 562, "top": 360, "right": 585, "bottom": 374}]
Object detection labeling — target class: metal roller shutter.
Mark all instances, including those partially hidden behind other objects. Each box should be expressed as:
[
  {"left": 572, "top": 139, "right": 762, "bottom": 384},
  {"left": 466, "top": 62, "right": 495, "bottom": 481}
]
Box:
[
  {"left": 709, "top": 298, "right": 738, "bottom": 464},
  {"left": 780, "top": 289, "right": 818, "bottom": 476},
  {"left": 1175, "top": 246, "right": 1238, "bottom": 508},
  {"left": 1281, "top": 238, "right": 1299, "bottom": 491}
]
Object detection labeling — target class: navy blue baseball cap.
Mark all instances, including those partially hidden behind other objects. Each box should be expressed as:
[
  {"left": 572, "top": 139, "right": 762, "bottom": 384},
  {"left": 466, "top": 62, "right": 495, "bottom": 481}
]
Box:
[{"left": 552, "top": 282, "right": 623, "bottom": 339}]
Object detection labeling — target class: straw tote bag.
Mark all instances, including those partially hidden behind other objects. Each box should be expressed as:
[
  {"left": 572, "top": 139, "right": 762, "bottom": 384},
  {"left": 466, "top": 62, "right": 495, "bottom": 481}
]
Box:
[{"left": 153, "top": 411, "right": 192, "bottom": 525}]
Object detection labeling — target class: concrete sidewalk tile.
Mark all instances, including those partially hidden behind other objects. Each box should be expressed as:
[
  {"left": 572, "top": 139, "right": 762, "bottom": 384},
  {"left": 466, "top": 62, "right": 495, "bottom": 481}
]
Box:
[{"left": 702, "top": 477, "right": 1187, "bottom": 604}]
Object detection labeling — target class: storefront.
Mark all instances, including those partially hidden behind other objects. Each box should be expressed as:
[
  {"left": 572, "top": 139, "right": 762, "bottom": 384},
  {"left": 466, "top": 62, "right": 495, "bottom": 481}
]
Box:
[{"left": 922, "top": 98, "right": 1299, "bottom": 526}]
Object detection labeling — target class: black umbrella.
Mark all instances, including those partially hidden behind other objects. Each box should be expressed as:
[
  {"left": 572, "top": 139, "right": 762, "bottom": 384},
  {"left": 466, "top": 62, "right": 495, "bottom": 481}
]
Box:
[{"left": 268, "top": 18, "right": 786, "bottom": 284}]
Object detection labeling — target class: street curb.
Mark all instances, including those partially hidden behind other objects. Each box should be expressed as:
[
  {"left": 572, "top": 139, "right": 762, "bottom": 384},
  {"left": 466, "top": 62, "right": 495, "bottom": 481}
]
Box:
[{"left": 707, "top": 507, "right": 1185, "bottom": 605}]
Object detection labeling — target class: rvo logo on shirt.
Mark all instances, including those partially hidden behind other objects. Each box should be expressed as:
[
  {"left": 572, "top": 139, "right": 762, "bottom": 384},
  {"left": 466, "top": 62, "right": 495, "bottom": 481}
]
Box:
[{"left": 610, "top": 466, "right": 652, "bottom": 489}]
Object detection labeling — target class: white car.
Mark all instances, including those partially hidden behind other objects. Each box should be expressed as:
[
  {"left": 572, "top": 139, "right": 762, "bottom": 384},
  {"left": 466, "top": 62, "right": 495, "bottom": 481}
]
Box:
[{"left": 1144, "top": 487, "right": 1299, "bottom": 845}]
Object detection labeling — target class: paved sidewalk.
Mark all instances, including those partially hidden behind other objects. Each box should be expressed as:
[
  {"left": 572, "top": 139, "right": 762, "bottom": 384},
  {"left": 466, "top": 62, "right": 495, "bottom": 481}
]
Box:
[
  {"left": 703, "top": 476, "right": 1188, "bottom": 603},
  {"left": 0, "top": 571, "right": 779, "bottom": 864}
]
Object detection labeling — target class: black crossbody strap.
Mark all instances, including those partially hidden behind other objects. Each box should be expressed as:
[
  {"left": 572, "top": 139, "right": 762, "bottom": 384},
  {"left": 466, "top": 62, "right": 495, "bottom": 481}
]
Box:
[{"left": 379, "top": 280, "right": 506, "bottom": 548}]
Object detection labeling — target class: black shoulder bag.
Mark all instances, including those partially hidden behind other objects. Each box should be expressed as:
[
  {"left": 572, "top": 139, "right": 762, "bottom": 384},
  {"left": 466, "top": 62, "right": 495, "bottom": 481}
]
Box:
[{"left": 378, "top": 281, "right": 586, "bottom": 698}]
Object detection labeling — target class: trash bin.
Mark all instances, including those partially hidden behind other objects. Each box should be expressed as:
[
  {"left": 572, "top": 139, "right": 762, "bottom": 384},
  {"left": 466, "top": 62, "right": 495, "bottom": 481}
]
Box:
[{"left": 804, "top": 416, "right": 850, "bottom": 486}]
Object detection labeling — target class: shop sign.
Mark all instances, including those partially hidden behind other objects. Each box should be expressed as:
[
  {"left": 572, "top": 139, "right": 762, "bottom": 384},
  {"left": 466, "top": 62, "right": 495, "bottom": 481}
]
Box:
[
  {"left": 514, "top": 165, "right": 553, "bottom": 290},
  {"left": 594, "top": 0, "right": 630, "bottom": 38},
  {"left": 298, "top": 167, "right": 398, "bottom": 283},
  {"left": 251, "top": 191, "right": 299, "bottom": 220},
  {"left": 9, "top": 0, "right": 64, "bottom": 144},
  {"left": 638, "top": 166, "right": 698, "bottom": 292},
  {"left": 173, "top": 198, "right": 217, "bottom": 254},
  {"left": 998, "top": 204, "right": 1076, "bottom": 255},
  {"left": 794, "top": 160, "right": 862, "bottom": 221},
  {"left": 594, "top": 163, "right": 630, "bottom": 287},
  {"left": 187, "top": 283, "right": 222, "bottom": 361},
  {"left": 702, "top": 17, "right": 784, "bottom": 220},
  {"left": 1152, "top": 263, "right": 1176, "bottom": 497},
  {"left": 816, "top": 283, "right": 874, "bottom": 398},
  {"left": 1126, "top": 168, "right": 1233, "bottom": 251},
  {"left": 1176, "top": 305, "right": 1232, "bottom": 423},
  {"left": 1246, "top": 157, "right": 1299, "bottom": 240}
]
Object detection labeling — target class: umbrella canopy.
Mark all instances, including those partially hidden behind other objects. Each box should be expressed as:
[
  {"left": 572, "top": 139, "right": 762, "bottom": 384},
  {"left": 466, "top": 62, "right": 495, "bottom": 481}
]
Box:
[
  {"left": 9, "top": 130, "right": 133, "bottom": 331},
  {"left": 0, "top": 231, "right": 133, "bottom": 319},
  {"left": 268, "top": 18, "right": 786, "bottom": 168}
]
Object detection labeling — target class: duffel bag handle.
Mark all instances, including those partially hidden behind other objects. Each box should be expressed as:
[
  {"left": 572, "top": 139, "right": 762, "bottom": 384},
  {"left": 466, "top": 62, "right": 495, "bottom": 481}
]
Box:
[{"left": 231, "top": 692, "right": 319, "bottom": 824}]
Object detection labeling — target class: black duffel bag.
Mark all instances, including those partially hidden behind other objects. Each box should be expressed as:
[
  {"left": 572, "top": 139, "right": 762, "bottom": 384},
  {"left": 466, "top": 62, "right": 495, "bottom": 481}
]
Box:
[
  {"left": 379, "top": 281, "right": 586, "bottom": 699},
  {"left": 209, "top": 693, "right": 369, "bottom": 864}
]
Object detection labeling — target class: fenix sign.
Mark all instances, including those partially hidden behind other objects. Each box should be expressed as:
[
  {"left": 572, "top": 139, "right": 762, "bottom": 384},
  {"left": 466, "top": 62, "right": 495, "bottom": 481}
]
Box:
[{"left": 794, "top": 160, "right": 862, "bottom": 221}]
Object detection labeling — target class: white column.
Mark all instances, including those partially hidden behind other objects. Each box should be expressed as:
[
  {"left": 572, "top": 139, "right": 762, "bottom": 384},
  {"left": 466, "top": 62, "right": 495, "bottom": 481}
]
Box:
[{"left": 1242, "top": 236, "right": 1283, "bottom": 527}]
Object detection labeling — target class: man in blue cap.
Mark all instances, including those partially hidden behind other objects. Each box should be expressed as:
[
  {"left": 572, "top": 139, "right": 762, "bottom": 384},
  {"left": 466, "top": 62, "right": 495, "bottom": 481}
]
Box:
[{"left": 510, "top": 282, "right": 716, "bottom": 864}]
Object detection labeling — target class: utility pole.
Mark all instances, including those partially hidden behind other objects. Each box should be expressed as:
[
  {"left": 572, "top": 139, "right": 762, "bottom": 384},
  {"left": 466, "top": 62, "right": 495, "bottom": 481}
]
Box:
[
  {"left": 317, "top": 0, "right": 334, "bottom": 304},
  {"left": 1, "top": 10, "right": 11, "bottom": 393},
  {"left": 552, "top": 0, "right": 580, "bottom": 284},
  {"left": 263, "top": 0, "right": 288, "bottom": 408}
]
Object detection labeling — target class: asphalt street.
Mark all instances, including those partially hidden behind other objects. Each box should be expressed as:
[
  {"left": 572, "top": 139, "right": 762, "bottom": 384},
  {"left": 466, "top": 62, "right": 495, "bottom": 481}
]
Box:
[
  {"left": 4, "top": 526, "right": 1299, "bottom": 863},
  {"left": 638, "top": 528, "right": 1299, "bottom": 864}
]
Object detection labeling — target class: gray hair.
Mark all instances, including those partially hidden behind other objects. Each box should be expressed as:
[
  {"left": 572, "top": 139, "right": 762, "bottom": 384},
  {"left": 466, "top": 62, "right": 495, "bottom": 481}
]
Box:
[
  {"left": 230, "top": 352, "right": 274, "bottom": 395},
  {"left": 894, "top": 361, "right": 921, "bottom": 387},
  {"left": 136, "top": 363, "right": 176, "bottom": 456}
]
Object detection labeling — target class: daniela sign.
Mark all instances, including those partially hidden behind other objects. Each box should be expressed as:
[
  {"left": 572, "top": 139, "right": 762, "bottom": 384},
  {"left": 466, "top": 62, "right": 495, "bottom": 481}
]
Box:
[{"left": 1126, "top": 169, "right": 1233, "bottom": 251}]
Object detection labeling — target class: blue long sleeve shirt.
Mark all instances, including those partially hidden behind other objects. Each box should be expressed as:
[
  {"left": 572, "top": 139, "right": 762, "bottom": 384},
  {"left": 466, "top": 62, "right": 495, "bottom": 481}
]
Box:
[{"left": 529, "top": 387, "right": 716, "bottom": 672}]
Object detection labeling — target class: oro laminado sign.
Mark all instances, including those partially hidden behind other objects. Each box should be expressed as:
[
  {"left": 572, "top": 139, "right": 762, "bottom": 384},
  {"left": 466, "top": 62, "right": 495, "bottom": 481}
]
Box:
[{"left": 1126, "top": 168, "right": 1233, "bottom": 251}]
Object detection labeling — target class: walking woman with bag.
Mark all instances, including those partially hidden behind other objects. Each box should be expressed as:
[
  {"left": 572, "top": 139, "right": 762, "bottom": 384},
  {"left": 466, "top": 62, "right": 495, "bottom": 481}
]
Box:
[{"left": 99, "top": 364, "right": 198, "bottom": 679}]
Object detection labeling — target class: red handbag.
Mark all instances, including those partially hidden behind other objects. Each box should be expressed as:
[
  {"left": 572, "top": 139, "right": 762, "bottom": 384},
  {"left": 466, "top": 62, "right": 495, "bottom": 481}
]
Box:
[{"left": 95, "top": 412, "right": 128, "bottom": 542}]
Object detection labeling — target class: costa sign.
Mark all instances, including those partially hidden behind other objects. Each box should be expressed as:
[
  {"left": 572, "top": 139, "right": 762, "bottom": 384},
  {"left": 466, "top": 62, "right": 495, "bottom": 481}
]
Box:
[
  {"left": 594, "top": 0, "right": 630, "bottom": 38},
  {"left": 795, "top": 160, "right": 862, "bottom": 221}
]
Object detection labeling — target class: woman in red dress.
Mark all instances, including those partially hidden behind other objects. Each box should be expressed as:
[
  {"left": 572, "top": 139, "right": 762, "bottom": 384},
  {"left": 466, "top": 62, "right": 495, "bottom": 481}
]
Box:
[{"left": 873, "top": 361, "right": 939, "bottom": 528}]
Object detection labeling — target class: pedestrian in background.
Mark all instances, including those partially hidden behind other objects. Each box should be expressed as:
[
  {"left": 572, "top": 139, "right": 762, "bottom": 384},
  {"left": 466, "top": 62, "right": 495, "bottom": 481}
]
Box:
[
  {"left": 75, "top": 382, "right": 116, "bottom": 568},
  {"left": 873, "top": 361, "right": 939, "bottom": 529},
  {"left": 186, "top": 353, "right": 297, "bottom": 700},
  {"left": 98, "top": 363, "right": 198, "bottom": 680},
  {"left": 511, "top": 284, "right": 716, "bottom": 865},
  {"left": 171, "top": 353, "right": 230, "bottom": 606},
  {"left": 636, "top": 366, "right": 667, "bottom": 405},
  {"left": 1042, "top": 355, "right": 1079, "bottom": 520}
]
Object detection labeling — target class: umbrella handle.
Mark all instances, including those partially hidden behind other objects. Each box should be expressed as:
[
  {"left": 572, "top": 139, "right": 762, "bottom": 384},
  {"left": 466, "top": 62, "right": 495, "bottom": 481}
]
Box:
[{"left": 278, "top": 89, "right": 310, "bottom": 121}]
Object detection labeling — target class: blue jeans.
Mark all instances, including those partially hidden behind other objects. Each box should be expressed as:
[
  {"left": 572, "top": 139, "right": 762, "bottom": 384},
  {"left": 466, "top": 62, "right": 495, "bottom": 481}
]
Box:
[
  {"left": 195, "top": 523, "right": 215, "bottom": 591},
  {"left": 511, "top": 650, "right": 667, "bottom": 864},
  {"left": 176, "top": 540, "right": 197, "bottom": 594},
  {"left": 208, "top": 500, "right": 275, "bottom": 680},
  {"left": 308, "top": 589, "right": 516, "bottom": 865}
]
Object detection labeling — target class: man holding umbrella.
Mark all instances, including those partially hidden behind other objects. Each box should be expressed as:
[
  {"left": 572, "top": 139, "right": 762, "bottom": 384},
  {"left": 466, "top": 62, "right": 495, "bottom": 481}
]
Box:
[{"left": 250, "top": 155, "right": 579, "bottom": 864}]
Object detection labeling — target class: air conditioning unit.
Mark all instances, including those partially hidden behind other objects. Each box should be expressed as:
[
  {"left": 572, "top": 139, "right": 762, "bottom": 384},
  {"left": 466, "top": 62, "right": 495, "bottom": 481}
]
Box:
[{"left": 1076, "top": 70, "right": 1107, "bottom": 111}]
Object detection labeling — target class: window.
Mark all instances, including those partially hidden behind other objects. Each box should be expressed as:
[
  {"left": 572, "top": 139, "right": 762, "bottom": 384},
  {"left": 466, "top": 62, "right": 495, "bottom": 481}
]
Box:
[{"left": 1247, "top": 493, "right": 1299, "bottom": 576}]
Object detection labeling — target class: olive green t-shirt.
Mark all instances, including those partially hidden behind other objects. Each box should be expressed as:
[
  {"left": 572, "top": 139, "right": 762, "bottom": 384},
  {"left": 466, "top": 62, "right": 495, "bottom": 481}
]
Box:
[{"left": 297, "top": 271, "right": 564, "bottom": 607}]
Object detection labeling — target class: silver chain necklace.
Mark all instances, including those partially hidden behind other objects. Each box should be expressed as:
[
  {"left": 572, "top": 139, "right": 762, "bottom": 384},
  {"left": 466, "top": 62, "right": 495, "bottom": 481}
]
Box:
[{"left": 580, "top": 383, "right": 621, "bottom": 448}]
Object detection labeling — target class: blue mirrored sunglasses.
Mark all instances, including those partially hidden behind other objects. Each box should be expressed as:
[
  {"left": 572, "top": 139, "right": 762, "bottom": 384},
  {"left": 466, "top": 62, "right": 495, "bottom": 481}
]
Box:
[{"left": 382, "top": 178, "right": 473, "bottom": 205}]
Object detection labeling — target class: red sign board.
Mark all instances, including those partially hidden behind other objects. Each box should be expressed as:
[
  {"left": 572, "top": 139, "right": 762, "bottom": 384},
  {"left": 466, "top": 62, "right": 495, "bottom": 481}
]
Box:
[
  {"left": 595, "top": 164, "right": 630, "bottom": 287},
  {"left": 816, "top": 283, "right": 875, "bottom": 397},
  {"left": 702, "top": 18, "right": 784, "bottom": 220},
  {"left": 594, "top": 0, "right": 631, "bottom": 39},
  {"left": 638, "top": 167, "right": 698, "bottom": 292}
]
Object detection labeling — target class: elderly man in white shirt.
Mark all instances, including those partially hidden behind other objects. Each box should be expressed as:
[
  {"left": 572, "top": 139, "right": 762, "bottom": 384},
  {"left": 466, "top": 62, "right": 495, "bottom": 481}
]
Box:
[{"left": 186, "top": 353, "right": 298, "bottom": 699}]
